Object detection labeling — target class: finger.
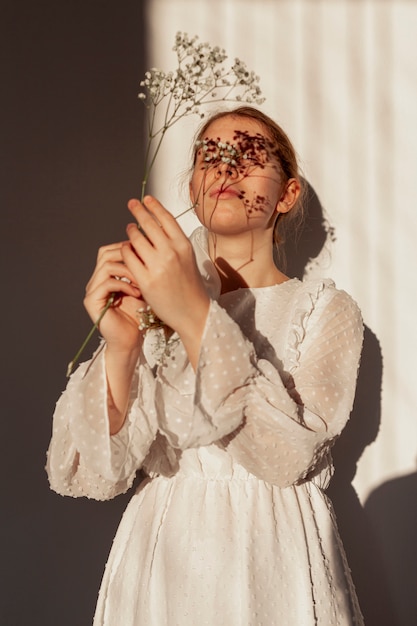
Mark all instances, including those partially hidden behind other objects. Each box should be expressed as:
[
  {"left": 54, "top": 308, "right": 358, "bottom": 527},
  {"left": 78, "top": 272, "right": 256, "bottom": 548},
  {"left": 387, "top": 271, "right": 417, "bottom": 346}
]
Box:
[
  {"left": 124, "top": 224, "right": 159, "bottom": 275},
  {"left": 121, "top": 241, "right": 148, "bottom": 279},
  {"left": 129, "top": 197, "right": 181, "bottom": 240},
  {"left": 101, "top": 261, "right": 138, "bottom": 284},
  {"left": 87, "top": 260, "right": 138, "bottom": 293},
  {"left": 127, "top": 199, "right": 169, "bottom": 249},
  {"left": 96, "top": 241, "right": 129, "bottom": 263},
  {"left": 143, "top": 195, "right": 183, "bottom": 239},
  {"left": 86, "top": 277, "right": 141, "bottom": 305}
]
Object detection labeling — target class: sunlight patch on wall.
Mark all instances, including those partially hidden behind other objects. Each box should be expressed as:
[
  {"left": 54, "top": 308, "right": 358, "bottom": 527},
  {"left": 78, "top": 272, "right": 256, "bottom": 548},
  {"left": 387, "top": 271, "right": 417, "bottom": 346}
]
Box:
[{"left": 145, "top": 0, "right": 417, "bottom": 502}]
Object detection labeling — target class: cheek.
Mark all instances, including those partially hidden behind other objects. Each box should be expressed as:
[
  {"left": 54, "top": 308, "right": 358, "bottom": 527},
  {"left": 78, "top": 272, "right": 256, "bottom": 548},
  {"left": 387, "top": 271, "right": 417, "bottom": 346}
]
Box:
[
  {"left": 189, "top": 173, "right": 199, "bottom": 204},
  {"left": 190, "top": 168, "right": 212, "bottom": 201}
]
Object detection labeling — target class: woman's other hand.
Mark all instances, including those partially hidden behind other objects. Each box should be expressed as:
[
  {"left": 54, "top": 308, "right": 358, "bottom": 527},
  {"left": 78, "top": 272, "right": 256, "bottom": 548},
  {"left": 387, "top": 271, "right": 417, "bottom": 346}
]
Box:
[{"left": 84, "top": 241, "right": 145, "bottom": 354}]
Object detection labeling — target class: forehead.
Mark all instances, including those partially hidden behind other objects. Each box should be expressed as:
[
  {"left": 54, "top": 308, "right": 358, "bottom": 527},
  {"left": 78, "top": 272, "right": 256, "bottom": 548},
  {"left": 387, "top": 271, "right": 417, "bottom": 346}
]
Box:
[{"left": 202, "top": 115, "right": 267, "bottom": 141}]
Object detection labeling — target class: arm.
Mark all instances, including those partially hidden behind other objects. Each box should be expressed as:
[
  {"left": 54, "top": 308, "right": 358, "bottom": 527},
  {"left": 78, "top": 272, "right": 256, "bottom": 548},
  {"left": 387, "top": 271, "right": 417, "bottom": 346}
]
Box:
[
  {"left": 105, "top": 346, "right": 142, "bottom": 435},
  {"left": 46, "top": 344, "right": 157, "bottom": 500},
  {"left": 154, "top": 283, "right": 363, "bottom": 488},
  {"left": 155, "top": 299, "right": 256, "bottom": 447},
  {"left": 47, "top": 227, "right": 158, "bottom": 499},
  {"left": 222, "top": 288, "right": 363, "bottom": 487},
  {"left": 82, "top": 238, "right": 149, "bottom": 433}
]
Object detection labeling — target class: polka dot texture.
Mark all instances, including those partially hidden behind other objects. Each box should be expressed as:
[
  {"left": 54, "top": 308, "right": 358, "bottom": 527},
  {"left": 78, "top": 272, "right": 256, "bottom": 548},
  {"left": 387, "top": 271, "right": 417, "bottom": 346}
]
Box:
[
  {"left": 46, "top": 343, "right": 157, "bottom": 500},
  {"left": 155, "top": 279, "right": 363, "bottom": 490},
  {"left": 155, "top": 300, "right": 257, "bottom": 449},
  {"left": 46, "top": 227, "right": 365, "bottom": 624}
]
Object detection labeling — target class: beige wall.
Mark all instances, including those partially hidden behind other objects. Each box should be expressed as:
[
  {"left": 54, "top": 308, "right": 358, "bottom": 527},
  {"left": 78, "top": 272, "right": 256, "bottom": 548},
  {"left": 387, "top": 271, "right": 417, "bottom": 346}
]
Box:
[
  {"left": 146, "top": 5, "right": 417, "bottom": 620},
  {"left": 147, "top": 0, "right": 417, "bottom": 504}
]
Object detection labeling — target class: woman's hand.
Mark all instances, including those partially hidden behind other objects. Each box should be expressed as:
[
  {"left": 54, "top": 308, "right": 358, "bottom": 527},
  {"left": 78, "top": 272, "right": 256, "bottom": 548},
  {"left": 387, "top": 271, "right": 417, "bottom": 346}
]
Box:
[
  {"left": 122, "top": 196, "right": 210, "bottom": 367},
  {"left": 84, "top": 241, "right": 145, "bottom": 355}
]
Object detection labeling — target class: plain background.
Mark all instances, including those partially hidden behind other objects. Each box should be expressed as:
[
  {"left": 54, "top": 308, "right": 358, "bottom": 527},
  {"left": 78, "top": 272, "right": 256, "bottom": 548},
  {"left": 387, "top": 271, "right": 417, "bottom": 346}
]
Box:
[{"left": 1, "top": 1, "right": 147, "bottom": 624}]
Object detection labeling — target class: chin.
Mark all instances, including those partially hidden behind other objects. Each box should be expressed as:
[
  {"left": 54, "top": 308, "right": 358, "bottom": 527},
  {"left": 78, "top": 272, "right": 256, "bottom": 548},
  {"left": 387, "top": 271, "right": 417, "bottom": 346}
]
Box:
[
  {"left": 197, "top": 209, "right": 246, "bottom": 231},
  {"left": 206, "top": 224, "right": 262, "bottom": 239}
]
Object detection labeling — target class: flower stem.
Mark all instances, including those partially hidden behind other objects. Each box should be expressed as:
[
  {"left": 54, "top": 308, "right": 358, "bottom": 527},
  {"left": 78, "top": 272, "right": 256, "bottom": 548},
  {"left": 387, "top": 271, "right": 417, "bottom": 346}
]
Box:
[
  {"left": 174, "top": 204, "right": 196, "bottom": 220},
  {"left": 66, "top": 293, "right": 115, "bottom": 378},
  {"left": 66, "top": 32, "right": 264, "bottom": 377}
]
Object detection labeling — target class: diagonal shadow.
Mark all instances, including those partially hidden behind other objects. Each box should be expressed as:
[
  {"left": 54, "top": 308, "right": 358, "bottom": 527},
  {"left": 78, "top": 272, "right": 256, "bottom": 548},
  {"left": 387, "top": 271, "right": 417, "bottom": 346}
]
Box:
[
  {"left": 364, "top": 468, "right": 417, "bottom": 626},
  {"left": 286, "top": 181, "right": 394, "bottom": 623},
  {"left": 327, "top": 327, "right": 397, "bottom": 625}
]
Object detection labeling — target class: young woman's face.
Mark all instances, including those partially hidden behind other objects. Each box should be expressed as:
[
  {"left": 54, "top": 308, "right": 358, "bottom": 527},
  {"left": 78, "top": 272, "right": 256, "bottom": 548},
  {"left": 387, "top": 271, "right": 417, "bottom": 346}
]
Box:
[{"left": 190, "top": 116, "right": 284, "bottom": 237}]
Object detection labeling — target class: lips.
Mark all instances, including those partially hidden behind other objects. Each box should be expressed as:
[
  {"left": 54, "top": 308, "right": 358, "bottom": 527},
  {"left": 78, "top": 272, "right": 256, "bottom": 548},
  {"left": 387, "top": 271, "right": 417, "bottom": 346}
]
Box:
[{"left": 209, "top": 186, "right": 240, "bottom": 199}]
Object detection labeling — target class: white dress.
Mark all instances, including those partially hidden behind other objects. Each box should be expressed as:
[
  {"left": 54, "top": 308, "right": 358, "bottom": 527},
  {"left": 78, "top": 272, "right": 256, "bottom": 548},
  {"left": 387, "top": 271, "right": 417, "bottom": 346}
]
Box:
[{"left": 46, "top": 228, "right": 364, "bottom": 625}]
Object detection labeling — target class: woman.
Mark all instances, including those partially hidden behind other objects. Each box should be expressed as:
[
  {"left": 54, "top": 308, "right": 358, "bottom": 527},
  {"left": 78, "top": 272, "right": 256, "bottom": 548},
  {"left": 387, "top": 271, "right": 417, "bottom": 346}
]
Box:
[{"left": 47, "top": 107, "right": 364, "bottom": 625}]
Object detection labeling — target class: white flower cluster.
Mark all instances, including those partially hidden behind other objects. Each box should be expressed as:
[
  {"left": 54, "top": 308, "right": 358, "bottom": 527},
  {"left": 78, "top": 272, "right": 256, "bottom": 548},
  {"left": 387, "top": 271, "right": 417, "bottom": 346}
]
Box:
[
  {"left": 196, "top": 139, "right": 239, "bottom": 166},
  {"left": 68, "top": 33, "right": 266, "bottom": 374},
  {"left": 136, "top": 305, "right": 163, "bottom": 331},
  {"left": 138, "top": 32, "right": 264, "bottom": 130}
]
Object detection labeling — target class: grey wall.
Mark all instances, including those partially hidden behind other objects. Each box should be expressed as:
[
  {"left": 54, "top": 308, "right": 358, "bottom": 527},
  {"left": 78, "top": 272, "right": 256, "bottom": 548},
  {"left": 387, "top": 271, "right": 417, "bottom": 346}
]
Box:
[{"left": 1, "top": 1, "right": 147, "bottom": 624}]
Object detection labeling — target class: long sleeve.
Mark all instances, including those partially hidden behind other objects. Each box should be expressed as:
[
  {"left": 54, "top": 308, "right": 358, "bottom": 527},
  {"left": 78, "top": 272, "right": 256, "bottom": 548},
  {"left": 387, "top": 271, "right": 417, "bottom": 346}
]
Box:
[
  {"left": 154, "top": 280, "right": 363, "bottom": 488},
  {"left": 223, "top": 285, "right": 363, "bottom": 487},
  {"left": 154, "top": 301, "right": 257, "bottom": 448},
  {"left": 46, "top": 344, "right": 157, "bottom": 500}
]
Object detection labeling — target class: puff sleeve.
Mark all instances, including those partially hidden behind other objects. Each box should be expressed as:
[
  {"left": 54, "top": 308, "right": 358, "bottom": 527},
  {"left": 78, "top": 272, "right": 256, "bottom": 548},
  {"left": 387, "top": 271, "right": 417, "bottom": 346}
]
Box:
[
  {"left": 222, "top": 283, "right": 363, "bottom": 487},
  {"left": 154, "top": 281, "right": 363, "bottom": 488},
  {"left": 46, "top": 345, "right": 157, "bottom": 500},
  {"left": 154, "top": 300, "right": 257, "bottom": 448}
]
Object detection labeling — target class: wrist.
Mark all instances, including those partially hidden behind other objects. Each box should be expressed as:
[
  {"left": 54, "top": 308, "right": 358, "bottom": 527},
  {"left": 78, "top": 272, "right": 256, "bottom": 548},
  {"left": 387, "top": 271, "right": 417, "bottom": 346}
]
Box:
[
  {"left": 176, "top": 296, "right": 211, "bottom": 370},
  {"left": 177, "top": 296, "right": 210, "bottom": 339},
  {"left": 104, "top": 343, "right": 142, "bottom": 436},
  {"left": 104, "top": 342, "right": 142, "bottom": 369}
]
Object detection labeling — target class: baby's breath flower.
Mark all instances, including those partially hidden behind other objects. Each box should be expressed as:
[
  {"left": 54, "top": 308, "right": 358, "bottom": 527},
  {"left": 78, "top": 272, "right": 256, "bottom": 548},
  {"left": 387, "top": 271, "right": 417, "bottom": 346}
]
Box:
[
  {"left": 137, "top": 305, "right": 163, "bottom": 332},
  {"left": 67, "top": 33, "right": 265, "bottom": 376},
  {"left": 136, "top": 32, "right": 264, "bottom": 212}
]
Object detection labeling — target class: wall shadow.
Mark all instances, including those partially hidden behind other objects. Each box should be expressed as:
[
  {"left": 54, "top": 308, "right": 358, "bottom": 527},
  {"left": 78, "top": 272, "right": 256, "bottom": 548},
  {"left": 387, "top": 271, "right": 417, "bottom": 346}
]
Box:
[
  {"left": 327, "top": 328, "right": 397, "bottom": 625},
  {"left": 1, "top": 2, "right": 148, "bottom": 625},
  {"left": 364, "top": 468, "right": 417, "bottom": 626},
  {"left": 281, "top": 180, "right": 331, "bottom": 279},
  {"left": 284, "top": 182, "right": 394, "bottom": 624}
]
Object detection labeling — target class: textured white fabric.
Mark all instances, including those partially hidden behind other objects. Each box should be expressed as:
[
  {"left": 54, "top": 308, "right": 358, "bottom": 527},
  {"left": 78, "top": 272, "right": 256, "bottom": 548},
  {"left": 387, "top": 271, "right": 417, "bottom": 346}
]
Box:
[{"left": 47, "top": 227, "right": 364, "bottom": 625}]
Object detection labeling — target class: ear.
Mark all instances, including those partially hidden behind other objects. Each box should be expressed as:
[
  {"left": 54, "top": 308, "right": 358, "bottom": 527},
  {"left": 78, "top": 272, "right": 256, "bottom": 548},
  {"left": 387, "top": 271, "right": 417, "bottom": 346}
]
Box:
[{"left": 276, "top": 178, "right": 301, "bottom": 214}]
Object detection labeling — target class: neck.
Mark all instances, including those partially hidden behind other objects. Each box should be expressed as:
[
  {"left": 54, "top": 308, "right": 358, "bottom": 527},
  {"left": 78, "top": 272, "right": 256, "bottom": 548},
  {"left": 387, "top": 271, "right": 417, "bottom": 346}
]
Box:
[{"left": 207, "top": 230, "right": 288, "bottom": 293}]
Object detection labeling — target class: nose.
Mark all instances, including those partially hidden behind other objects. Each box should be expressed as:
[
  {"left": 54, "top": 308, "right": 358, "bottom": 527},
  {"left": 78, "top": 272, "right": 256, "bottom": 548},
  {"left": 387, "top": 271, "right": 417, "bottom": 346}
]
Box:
[{"left": 215, "top": 160, "right": 237, "bottom": 179}]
